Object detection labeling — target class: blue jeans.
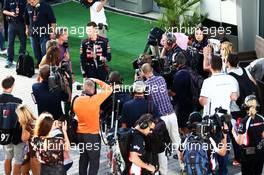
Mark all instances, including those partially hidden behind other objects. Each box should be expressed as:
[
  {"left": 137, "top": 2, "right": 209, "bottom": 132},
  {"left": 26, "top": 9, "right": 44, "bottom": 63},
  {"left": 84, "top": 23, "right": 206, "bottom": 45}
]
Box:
[
  {"left": 0, "top": 31, "right": 5, "bottom": 50},
  {"left": 77, "top": 133, "right": 101, "bottom": 175},
  {"left": 7, "top": 22, "right": 26, "bottom": 62},
  {"left": 216, "top": 153, "right": 229, "bottom": 175},
  {"left": 30, "top": 35, "right": 49, "bottom": 64}
]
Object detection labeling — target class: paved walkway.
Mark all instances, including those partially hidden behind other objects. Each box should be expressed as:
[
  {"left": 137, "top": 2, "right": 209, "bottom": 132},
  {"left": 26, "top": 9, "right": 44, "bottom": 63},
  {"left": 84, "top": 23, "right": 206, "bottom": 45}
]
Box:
[{"left": 0, "top": 57, "right": 243, "bottom": 174}]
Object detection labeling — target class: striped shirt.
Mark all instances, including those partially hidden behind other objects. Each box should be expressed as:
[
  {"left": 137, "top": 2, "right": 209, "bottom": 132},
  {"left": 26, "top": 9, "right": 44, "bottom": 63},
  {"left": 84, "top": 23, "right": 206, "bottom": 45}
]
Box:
[{"left": 145, "top": 76, "right": 174, "bottom": 116}]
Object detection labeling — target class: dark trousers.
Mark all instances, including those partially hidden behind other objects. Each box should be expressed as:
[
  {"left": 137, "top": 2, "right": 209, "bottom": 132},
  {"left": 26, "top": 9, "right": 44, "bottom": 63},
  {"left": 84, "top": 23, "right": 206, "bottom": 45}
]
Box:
[
  {"left": 0, "top": 31, "right": 5, "bottom": 50},
  {"left": 41, "top": 164, "right": 66, "bottom": 175},
  {"left": 7, "top": 22, "right": 26, "bottom": 62},
  {"left": 30, "top": 35, "right": 49, "bottom": 64},
  {"left": 241, "top": 151, "right": 264, "bottom": 175},
  {"left": 216, "top": 153, "right": 229, "bottom": 175},
  {"left": 78, "top": 133, "right": 101, "bottom": 175}
]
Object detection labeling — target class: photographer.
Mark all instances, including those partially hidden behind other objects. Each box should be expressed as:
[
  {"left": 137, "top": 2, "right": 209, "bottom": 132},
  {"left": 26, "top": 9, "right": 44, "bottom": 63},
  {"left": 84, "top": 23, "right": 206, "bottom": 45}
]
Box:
[
  {"left": 73, "top": 78, "right": 112, "bottom": 175},
  {"left": 100, "top": 71, "right": 131, "bottom": 127},
  {"left": 32, "top": 65, "right": 69, "bottom": 120},
  {"left": 232, "top": 95, "right": 264, "bottom": 175},
  {"left": 129, "top": 114, "right": 157, "bottom": 175},
  {"left": 80, "top": 22, "right": 111, "bottom": 81},
  {"left": 31, "top": 112, "right": 71, "bottom": 175},
  {"left": 56, "top": 27, "right": 74, "bottom": 115}
]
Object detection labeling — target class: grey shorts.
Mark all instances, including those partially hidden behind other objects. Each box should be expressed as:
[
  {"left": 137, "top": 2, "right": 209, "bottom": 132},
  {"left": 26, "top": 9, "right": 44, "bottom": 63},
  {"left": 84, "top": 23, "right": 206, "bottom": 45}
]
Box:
[{"left": 3, "top": 142, "right": 26, "bottom": 164}]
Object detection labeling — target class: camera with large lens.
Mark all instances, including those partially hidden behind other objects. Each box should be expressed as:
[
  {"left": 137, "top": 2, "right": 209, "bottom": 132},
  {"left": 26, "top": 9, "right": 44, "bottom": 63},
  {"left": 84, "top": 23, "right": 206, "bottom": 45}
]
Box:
[
  {"left": 196, "top": 107, "right": 231, "bottom": 140},
  {"left": 62, "top": 42, "right": 69, "bottom": 49}
]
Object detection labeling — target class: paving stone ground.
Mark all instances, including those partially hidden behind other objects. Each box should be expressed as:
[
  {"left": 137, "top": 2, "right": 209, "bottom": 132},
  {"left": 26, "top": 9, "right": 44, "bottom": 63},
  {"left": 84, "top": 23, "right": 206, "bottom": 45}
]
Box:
[{"left": 0, "top": 57, "right": 245, "bottom": 174}]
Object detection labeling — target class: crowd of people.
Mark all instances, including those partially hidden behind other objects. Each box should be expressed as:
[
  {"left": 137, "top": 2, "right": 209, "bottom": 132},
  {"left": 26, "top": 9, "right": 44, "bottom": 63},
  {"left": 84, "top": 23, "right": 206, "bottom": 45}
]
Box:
[{"left": 0, "top": 0, "right": 263, "bottom": 175}]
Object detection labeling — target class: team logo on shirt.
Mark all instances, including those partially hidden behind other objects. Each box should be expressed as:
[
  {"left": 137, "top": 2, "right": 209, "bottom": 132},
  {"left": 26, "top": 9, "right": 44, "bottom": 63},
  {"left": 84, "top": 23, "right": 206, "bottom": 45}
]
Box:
[
  {"left": 3, "top": 109, "right": 10, "bottom": 118},
  {"left": 133, "top": 145, "right": 140, "bottom": 151}
]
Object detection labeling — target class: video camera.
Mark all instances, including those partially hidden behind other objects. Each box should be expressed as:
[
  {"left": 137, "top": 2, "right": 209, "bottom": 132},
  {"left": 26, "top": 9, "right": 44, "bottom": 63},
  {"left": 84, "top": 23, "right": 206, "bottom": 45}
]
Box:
[{"left": 196, "top": 107, "right": 231, "bottom": 140}]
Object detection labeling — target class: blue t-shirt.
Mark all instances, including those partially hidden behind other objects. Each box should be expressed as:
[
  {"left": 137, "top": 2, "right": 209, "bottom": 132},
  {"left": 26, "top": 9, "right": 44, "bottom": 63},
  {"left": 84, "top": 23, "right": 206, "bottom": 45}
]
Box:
[{"left": 121, "top": 98, "right": 160, "bottom": 128}]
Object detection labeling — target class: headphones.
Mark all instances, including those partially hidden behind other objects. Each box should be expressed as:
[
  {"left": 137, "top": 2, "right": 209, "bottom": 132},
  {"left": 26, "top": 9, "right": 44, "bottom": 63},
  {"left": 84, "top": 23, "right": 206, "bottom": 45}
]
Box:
[
  {"left": 138, "top": 114, "right": 155, "bottom": 129},
  {"left": 166, "top": 33, "right": 176, "bottom": 47},
  {"left": 139, "top": 120, "right": 149, "bottom": 129}
]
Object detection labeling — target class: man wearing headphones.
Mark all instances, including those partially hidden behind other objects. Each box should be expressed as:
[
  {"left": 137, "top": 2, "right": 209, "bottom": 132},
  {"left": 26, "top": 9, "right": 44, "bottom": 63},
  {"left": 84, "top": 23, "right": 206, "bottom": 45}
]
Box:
[
  {"left": 160, "top": 32, "right": 183, "bottom": 63},
  {"left": 232, "top": 95, "right": 264, "bottom": 175},
  {"left": 129, "top": 113, "right": 157, "bottom": 175}
]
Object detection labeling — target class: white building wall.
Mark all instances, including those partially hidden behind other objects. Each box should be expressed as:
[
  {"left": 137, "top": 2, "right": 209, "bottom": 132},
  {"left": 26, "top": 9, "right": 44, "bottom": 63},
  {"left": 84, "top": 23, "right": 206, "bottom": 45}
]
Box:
[{"left": 201, "top": 0, "right": 237, "bottom": 25}]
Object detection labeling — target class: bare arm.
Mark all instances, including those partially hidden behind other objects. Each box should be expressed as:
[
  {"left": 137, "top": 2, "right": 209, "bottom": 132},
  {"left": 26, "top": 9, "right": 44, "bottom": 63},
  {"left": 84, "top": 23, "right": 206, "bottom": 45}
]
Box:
[
  {"left": 203, "top": 46, "right": 211, "bottom": 72},
  {"left": 232, "top": 127, "right": 244, "bottom": 145},
  {"left": 199, "top": 96, "right": 208, "bottom": 106},
  {"left": 96, "top": 0, "right": 107, "bottom": 12},
  {"left": 129, "top": 152, "right": 155, "bottom": 173},
  {"left": 230, "top": 92, "right": 239, "bottom": 101},
  {"left": 3, "top": 10, "right": 16, "bottom": 17},
  {"left": 21, "top": 127, "right": 31, "bottom": 142}
]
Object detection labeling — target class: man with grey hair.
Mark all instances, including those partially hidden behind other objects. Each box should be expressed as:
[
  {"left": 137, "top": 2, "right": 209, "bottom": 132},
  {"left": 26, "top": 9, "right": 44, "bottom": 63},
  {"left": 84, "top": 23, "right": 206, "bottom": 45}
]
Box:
[
  {"left": 121, "top": 80, "right": 160, "bottom": 128},
  {"left": 73, "top": 78, "right": 112, "bottom": 175}
]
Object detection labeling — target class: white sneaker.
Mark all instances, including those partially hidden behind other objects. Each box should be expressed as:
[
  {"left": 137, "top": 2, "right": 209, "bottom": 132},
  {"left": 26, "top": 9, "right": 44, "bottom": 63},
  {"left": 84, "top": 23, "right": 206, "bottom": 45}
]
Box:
[{"left": 0, "top": 49, "right": 7, "bottom": 55}]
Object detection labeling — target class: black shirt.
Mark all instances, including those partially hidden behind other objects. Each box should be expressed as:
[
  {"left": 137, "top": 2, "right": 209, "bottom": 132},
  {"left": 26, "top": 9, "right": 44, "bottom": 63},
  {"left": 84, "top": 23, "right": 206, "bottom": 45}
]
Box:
[
  {"left": 129, "top": 129, "right": 146, "bottom": 156},
  {"left": 172, "top": 67, "right": 193, "bottom": 117},
  {"left": 121, "top": 98, "right": 160, "bottom": 128},
  {"left": 32, "top": 81, "right": 68, "bottom": 120},
  {"left": 25, "top": 2, "right": 56, "bottom": 36},
  {"left": 238, "top": 114, "right": 264, "bottom": 148},
  {"left": 3, "top": 0, "right": 26, "bottom": 23},
  {"left": 0, "top": 93, "right": 22, "bottom": 104},
  {"left": 0, "top": 93, "right": 23, "bottom": 144}
]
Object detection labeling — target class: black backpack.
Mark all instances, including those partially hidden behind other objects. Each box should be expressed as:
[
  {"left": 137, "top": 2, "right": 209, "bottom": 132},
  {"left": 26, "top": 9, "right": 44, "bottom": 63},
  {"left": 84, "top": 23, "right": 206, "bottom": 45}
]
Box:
[
  {"left": 67, "top": 95, "right": 79, "bottom": 144},
  {"left": 182, "top": 68, "right": 204, "bottom": 110},
  {"left": 16, "top": 52, "right": 35, "bottom": 78}
]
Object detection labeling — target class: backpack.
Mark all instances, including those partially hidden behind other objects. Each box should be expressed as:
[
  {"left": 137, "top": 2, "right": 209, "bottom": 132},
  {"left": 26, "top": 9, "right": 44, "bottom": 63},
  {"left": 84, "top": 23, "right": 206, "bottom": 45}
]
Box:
[
  {"left": 183, "top": 134, "right": 208, "bottom": 175},
  {"left": 67, "top": 95, "right": 79, "bottom": 144},
  {"left": 0, "top": 103, "right": 20, "bottom": 145},
  {"left": 182, "top": 68, "right": 204, "bottom": 110},
  {"left": 16, "top": 52, "right": 35, "bottom": 78}
]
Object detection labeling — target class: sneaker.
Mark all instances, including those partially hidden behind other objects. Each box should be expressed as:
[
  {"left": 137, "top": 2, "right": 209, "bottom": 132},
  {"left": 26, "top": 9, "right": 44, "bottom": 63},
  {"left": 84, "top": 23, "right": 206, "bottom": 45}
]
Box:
[
  {"left": 0, "top": 49, "right": 7, "bottom": 55},
  {"left": 4, "top": 62, "right": 13, "bottom": 68},
  {"left": 232, "top": 160, "right": 241, "bottom": 166}
]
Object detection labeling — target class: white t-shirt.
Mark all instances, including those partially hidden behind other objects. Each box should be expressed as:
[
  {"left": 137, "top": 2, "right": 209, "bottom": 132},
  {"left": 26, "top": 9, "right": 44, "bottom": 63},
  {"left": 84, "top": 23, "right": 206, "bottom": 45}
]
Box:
[
  {"left": 200, "top": 73, "right": 239, "bottom": 116},
  {"left": 90, "top": 1, "right": 107, "bottom": 26}
]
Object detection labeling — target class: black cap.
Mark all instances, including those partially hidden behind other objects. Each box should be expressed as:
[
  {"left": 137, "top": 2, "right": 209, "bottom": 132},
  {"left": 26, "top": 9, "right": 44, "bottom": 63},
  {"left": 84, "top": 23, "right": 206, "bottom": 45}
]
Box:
[{"left": 187, "top": 111, "right": 202, "bottom": 126}]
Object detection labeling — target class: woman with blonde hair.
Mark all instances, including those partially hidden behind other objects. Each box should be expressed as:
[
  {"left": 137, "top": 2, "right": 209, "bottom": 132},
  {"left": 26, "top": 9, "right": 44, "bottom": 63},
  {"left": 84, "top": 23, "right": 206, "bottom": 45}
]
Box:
[
  {"left": 220, "top": 41, "right": 234, "bottom": 64},
  {"left": 32, "top": 112, "right": 72, "bottom": 175},
  {"left": 203, "top": 41, "right": 234, "bottom": 73},
  {"left": 16, "top": 105, "right": 40, "bottom": 175}
]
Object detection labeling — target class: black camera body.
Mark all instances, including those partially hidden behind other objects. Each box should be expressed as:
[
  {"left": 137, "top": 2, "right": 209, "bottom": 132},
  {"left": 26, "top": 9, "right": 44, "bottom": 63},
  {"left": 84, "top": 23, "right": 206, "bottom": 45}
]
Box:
[
  {"left": 62, "top": 42, "right": 69, "bottom": 49},
  {"left": 196, "top": 107, "right": 231, "bottom": 140}
]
